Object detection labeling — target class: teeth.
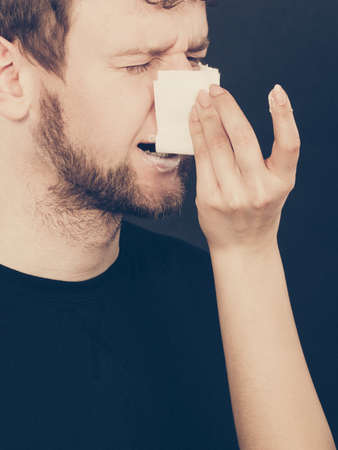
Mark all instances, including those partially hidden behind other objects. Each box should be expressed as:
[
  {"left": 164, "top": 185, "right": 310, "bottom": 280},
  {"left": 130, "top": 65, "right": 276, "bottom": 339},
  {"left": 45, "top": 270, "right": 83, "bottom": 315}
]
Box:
[{"left": 144, "top": 150, "right": 171, "bottom": 157}]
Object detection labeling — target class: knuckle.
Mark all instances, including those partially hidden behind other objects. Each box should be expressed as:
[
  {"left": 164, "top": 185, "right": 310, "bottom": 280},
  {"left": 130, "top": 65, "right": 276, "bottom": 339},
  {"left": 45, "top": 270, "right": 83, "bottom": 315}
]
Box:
[
  {"left": 295, "top": 134, "right": 301, "bottom": 147},
  {"left": 252, "top": 197, "right": 271, "bottom": 209},
  {"left": 192, "top": 132, "right": 205, "bottom": 144},
  {"left": 280, "top": 107, "right": 292, "bottom": 118},
  {"left": 210, "top": 134, "right": 226, "bottom": 150},
  {"left": 288, "top": 177, "right": 296, "bottom": 191},
  {"left": 190, "top": 120, "right": 202, "bottom": 133},
  {"left": 195, "top": 195, "right": 221, "bottom": 211},
  {"left": 227, "top": 198, "right": 243, "bottom": 212},
  {"left": 221, "top": 89, "right": 232, "bottom": 101},
  {"left": 233, "top": 129, "right": 252, "bottom": 147},
  {"left": 202, "top": 108, "right": 218, "bottom": 121},
  {"left": 196, "top": 145, "right": 209, "bottom": 156},
  {"left": 250, "top": 186, "right": 274, "bottom": 208},
  {"left": 288, "top": 140, "right": 301, "bottom": 153}
]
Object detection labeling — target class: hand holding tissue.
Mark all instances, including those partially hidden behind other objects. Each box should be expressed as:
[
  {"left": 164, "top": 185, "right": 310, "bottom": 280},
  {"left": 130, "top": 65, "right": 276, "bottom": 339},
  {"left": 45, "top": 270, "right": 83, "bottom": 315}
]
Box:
[{"left": 154, "top": 63, "right": 221, "bottom": 155}]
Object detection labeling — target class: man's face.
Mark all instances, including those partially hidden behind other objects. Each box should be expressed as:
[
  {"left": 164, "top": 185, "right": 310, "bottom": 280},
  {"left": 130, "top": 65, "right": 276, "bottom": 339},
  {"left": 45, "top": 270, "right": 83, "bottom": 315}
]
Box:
[{"left": 33, "top": 0, "right": 209, "bottom": 220}]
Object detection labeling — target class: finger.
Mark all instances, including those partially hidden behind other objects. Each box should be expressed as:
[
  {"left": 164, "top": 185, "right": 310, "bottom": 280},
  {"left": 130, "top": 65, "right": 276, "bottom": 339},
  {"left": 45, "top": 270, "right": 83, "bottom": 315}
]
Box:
[
  {"left": 194, "top": 91, "right": 239, "bottom": 191},
  {"left": 189, "top": 105, "right": 219, "bottom": 197},
  {"left": 266, "top": 84, "right": 301, "bottom": 183},
  {"left": 207, "top": 85, "right": 266, "bottom": 176}
]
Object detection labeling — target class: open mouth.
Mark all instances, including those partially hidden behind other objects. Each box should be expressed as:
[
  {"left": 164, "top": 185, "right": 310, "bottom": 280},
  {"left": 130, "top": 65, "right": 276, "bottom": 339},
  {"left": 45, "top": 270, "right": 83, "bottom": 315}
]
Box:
[
  {"left": 137, "top": 143, "right": 178, "bottom": 157},
  {"left": 138, "top": 142, "right": 156, "bottom": 152}
]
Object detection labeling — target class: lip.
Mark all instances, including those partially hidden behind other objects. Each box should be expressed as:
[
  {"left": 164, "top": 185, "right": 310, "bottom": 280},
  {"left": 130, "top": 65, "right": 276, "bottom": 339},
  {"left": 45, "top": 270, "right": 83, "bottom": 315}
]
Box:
[{"left": 135, "top": 146, "right": 181, "bottom": 172}]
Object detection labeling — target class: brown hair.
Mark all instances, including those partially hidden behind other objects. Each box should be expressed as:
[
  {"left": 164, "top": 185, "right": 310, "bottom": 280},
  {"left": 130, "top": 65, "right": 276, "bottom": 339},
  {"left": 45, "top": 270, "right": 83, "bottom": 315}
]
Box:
[{"left": 0, "top": 0, "right": 217, "bottom": 81}]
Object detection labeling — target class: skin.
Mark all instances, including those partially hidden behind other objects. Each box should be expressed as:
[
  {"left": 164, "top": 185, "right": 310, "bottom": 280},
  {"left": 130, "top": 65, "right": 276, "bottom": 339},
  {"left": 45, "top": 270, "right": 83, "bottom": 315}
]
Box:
[
  {"left": 0, "top": 0, "right": 204, "bottom": 281},
  {"left": 188, "top": 86, "right": 336, "bottom": 447},
  {"left": 0, "top": 0, "right": 335, "bottom": 446}
]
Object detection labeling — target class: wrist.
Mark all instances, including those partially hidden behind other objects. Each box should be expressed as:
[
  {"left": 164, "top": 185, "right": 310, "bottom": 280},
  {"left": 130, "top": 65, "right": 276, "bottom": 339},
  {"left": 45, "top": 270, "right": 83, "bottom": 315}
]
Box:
[{"left": 208, "top": 239, "right": 280, "bottom": 260}]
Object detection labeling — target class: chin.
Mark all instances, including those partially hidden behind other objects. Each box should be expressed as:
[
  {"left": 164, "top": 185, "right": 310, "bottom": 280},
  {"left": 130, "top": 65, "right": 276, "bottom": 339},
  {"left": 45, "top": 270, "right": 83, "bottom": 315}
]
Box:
[{"left": 116, "top": 150, "right": 193, "bottom": 219}]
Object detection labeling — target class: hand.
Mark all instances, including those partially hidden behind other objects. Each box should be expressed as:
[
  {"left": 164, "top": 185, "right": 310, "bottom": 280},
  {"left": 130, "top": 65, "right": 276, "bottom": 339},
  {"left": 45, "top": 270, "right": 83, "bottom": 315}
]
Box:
[{"left": 189, "top": 84, "right": 301, "bottom": 253}]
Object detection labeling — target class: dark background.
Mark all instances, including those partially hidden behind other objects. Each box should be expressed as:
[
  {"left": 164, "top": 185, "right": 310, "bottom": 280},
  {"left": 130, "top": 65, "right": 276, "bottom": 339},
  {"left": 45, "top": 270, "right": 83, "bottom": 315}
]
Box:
[{"left": 125, "top": 0, "right": 338, "bottom": 444}]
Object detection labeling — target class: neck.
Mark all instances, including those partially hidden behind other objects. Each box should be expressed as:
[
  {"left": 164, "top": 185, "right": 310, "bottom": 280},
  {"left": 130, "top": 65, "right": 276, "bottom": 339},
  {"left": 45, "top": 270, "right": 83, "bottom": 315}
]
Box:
[{"left": 0, "top": 170, "right": 123, "bottom": 282}]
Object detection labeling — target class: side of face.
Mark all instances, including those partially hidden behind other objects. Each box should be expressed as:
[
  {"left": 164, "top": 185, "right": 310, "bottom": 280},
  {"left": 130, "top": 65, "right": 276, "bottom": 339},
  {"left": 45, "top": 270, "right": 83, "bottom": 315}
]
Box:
[
  {"left": 59, "top": 0, "right": 208, "bottom": 184},
  {"left": 0, "top": 0, "right": 209, "bottom": 220}
]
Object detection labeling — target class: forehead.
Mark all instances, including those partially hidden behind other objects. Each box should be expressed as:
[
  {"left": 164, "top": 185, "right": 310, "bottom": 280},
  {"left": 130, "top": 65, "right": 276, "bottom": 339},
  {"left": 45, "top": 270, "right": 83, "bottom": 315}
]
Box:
[{"left": 71, "top": 0, "right": 208, "bottom": 53}]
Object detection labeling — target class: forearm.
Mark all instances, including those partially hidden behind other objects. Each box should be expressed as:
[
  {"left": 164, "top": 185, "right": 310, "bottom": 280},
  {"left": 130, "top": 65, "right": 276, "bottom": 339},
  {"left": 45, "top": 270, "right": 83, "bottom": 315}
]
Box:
[{"left": 209, "top": 243, "right": 336, "bottom": 450}]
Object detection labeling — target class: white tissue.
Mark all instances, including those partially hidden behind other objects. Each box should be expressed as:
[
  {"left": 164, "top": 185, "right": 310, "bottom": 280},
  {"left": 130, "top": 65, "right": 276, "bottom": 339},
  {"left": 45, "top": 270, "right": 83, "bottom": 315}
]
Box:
[{"left": 154, "top": 63, "right": 221, "bottom": 155}]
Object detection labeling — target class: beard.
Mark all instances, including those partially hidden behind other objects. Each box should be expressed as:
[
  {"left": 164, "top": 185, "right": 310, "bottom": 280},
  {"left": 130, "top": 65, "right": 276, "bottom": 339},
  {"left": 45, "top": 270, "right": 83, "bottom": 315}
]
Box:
[{"left": 31, "top": 84, "right": 194, "bottom": 223}]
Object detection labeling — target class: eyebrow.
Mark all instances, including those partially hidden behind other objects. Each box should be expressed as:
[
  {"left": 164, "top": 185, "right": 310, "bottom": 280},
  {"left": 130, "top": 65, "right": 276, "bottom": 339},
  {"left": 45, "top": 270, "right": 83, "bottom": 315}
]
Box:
[{"left": 113, "top": 35, "right": 210, "bottom": 57}]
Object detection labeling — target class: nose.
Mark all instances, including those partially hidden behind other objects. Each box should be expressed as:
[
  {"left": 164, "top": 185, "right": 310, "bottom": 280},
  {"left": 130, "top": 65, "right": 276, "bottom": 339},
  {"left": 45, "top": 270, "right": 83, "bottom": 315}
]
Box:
[
  {"left": 158, "top": 53, "right": 200, "bottom": 73},
  {"left": 149, "top": 54, "right": 198, "bottom": 140}
]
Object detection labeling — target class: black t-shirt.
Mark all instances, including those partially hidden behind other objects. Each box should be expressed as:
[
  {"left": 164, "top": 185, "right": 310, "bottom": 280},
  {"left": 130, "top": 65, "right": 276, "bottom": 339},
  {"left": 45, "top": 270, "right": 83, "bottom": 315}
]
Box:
[{"left": 0, "top": 219, "right": 239, "bottom": 450}]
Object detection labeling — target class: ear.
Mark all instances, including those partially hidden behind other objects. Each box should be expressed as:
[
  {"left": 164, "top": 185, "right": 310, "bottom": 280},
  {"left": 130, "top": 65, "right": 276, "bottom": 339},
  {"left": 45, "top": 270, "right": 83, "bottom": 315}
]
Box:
[{"left": 0, "top": 36, "right": 33, "bottom": 121}]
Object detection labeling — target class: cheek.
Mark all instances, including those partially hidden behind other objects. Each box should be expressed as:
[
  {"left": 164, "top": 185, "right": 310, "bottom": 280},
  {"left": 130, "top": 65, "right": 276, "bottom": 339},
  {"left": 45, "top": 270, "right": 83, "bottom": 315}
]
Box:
[{"left": 62, "top": 79, "right": 149, "bottom": 157}]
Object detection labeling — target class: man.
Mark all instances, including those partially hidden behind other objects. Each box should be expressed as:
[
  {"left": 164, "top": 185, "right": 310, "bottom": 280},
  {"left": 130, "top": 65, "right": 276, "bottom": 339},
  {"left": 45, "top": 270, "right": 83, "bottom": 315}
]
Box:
[
  {"left": 1, "top": 1, "right": 335, "bottom": 449},
  {"left": 0, "top": 1, "right": 239, "bottom": 449}
]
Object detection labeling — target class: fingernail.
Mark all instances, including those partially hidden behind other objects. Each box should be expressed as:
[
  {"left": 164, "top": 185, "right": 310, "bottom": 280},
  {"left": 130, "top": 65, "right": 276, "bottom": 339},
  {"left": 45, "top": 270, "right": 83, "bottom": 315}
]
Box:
[
  {"left": 209, "top": 84, "right": 224, "bottom": 97},
  {"left": 197, "top": 90, "right": 211, "bottom": 108},
  {"left": 272, "top": 84, "right": 287, "bottom": 106},
  {"left": 190, "top": 105, "right": 199, "bottom": 122}
]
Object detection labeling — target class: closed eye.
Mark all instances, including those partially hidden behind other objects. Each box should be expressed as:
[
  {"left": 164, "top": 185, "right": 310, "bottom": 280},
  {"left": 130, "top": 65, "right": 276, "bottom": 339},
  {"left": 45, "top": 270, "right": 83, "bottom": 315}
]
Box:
[{"left": 124, "top": 57, "right": 206, "bottom": 74}]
